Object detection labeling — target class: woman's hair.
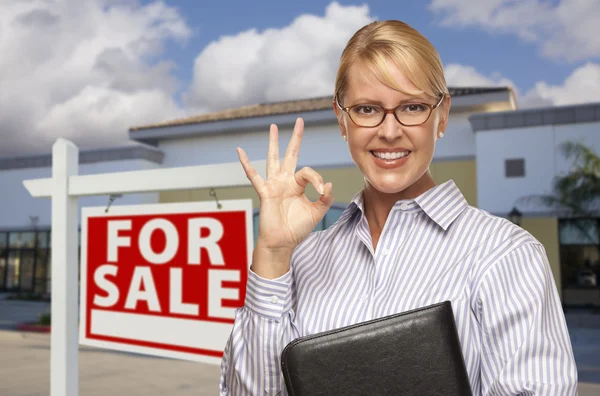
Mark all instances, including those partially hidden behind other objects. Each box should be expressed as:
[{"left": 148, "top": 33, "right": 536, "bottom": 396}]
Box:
[{"left": 334, "top": 20, "right": 449, "bottom": 105}]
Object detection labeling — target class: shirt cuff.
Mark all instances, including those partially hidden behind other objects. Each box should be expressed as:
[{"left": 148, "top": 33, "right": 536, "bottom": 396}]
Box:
[{"left": 244, "top": 268, "right": 293, "bottom": 321}]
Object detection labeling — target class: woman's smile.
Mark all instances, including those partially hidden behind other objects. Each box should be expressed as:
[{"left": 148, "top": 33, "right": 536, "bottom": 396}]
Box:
[{"left": 370, "top": 149, "right": 411, "bottom": 169}]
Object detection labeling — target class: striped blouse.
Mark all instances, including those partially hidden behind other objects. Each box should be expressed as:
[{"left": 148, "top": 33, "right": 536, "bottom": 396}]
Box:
[{"left": 219, "top": 179, "right": 578, "bottom": 395}]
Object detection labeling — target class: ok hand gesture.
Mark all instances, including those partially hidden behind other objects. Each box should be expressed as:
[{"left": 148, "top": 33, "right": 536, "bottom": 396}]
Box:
[{"left": 237, "top": 118, "right": 334, "bottom": 276}]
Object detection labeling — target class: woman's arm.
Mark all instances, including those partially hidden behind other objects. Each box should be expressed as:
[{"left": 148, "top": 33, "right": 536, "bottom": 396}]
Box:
[
  {"left": 474, "top": 241, "right": 578, "bottom": 395},
  {"left": 219, "top": 267, "right": 300, "bottom": 395}
]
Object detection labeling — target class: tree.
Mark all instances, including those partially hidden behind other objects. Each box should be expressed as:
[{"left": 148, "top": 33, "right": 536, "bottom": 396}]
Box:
[
  {"left": 517, "top": 141, "right": 600, "bottom": 292},
  {"left": 518, "top": 140, "right": 600, "bottom": 225}
]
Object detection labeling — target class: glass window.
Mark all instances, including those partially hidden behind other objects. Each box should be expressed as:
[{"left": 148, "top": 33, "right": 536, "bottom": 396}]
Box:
[
  {"left": 505, "top": 158, "right": 525, "bottom": 178},
  {"left": 560, "top": 219, "right": 599, "bottom": 245},
  {"left": 6, "top": 252, "right": 20, "bottom": 290},
  {"left": 9, "top": 232, "right": 36, "bottom": 249},
  {"left": 0, "top": 233, "right": 7, "bottom": 249},
  {"left": 34, "top": 249, "right": 49, "bottom": 294},
  {"left": 0, "top": 249, "right": 6, "bottom": 289},
  {"left": 18, "top": 251, "right": 35, "bottom": 292},
  {"left": 36, "top": 231, "right": 49, "bottom": 249},
  {"left": 46, "top": 253, "right": 52, "bottom": 294}
]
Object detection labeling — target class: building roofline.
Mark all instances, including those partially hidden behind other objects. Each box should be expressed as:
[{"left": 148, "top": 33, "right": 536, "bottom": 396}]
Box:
[
  {"left": 0, "top": 144, "right": 164, "bottom": 172},
  {"left": 129, "top": 87, "right": 513, "bottom": 132},
  {"left": 128, "top": 88, "right": 515, "bottom": 145},
  {"left": 470, "top": 101, "right": 600, "bottom": 132}
]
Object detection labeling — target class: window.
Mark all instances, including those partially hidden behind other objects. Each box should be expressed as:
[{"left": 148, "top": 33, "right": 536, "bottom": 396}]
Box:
[
  {"left": 0, "top": 248, "right": 6, "bottom": 291},
  {"left": 559, "top": 218, "right": 600, "bottom": 307},
  {"left": 35, "top": 248, "right": 49, "bottom": 294},
  {"left": 560, "top": 219, "right": 599, "bottom": 245},
  {"left": 505, "top": 158, "right": 525, "bottom": 178},
  {"left": 0, "top": 230, "right": 51, "bottom": 294},
  {"left": 9, "top": 232, "right": 36, "bottom": 248}
]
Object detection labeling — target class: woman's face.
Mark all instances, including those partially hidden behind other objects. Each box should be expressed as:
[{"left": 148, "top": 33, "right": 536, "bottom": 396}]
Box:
[{"left": 335, "top": 60, "right": 450, "bottom": 199}]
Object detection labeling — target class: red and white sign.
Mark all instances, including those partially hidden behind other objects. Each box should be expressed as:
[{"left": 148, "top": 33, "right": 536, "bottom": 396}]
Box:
[{"left": 79, "top": 200, "right": 253, "bottom": 364}]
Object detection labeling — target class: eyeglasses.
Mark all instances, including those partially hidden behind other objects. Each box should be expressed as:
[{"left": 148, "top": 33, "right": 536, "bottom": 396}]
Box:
[{"left": 335, "top": 94, "right": 445, "bottom": 128}]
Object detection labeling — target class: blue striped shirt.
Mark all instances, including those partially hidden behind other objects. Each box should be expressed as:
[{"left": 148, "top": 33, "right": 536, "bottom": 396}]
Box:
[{"left": 220, "top": 180, "right": 578, "bottom": 395}]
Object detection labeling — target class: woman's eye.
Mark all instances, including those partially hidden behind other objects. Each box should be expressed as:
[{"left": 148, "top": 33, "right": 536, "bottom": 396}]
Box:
[
  {"left": 354, "top": 106, "right": 380, "bottom": 115},
  {"left": 402, "top": 104, "right": 427, "bottom": 113}
]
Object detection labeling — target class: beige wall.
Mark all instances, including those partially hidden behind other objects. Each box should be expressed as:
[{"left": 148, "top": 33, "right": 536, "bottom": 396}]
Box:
[
  {"left": 430, "top": 159, "right": 477, "bottom": 206},
  {"left": 159, "top": 166, "right": 365, "bottom": 208},
  {"left": 159, "top": 160, "right": 476, "bottom": 208},
  {"left": 520, "top": 217, "right": 562, "bottom": 298},
  {"left": 161, "top": 186, "right": 260, "bottom": 207},
  {"left": 160, "top": 160, "right": 477, "bottom": 208}
]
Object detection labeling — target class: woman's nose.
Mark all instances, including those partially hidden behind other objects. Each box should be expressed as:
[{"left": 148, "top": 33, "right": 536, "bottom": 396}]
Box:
[{"left": 377, "top": 113, "right": 404, "bottom": 141}]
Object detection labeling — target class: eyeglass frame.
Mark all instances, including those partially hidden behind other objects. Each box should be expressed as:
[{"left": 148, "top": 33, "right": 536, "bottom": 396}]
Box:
[{"left": 334, "top": 94, "right": 446, "bottom": 128}]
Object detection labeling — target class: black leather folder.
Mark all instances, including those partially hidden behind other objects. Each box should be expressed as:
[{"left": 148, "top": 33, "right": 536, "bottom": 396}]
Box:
[{"left": 280, "top": 301, "right": 472, "bottom": 395}]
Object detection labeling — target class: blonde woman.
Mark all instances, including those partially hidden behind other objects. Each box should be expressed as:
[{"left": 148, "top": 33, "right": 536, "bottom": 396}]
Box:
[{"left": 220, "top": 20, "right": 577, "bottom": 395}]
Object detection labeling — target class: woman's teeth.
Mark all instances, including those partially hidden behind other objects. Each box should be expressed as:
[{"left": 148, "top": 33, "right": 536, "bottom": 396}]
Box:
[{"left": 371, "top": 151, "right": 410, "bottom": 160}]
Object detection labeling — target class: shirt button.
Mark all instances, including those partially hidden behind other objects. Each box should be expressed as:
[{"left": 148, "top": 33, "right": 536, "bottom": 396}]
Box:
[
  {"left": 382, "top": 248, "right": 390, "bottom": 256},
  {"left": 400, "top": 203, "right": 409, "bottom": 210},
  {"left": 269, "top": 296, "right": 279, "bottom": 304}
]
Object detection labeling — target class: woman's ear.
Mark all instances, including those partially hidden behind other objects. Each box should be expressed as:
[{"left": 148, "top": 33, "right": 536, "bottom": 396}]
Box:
[
  {"left": 438, "top": 95, "right": 451, "bottom": 133},
  {"left": 333, "top": 101, "right": 348, "bottom": 140}
]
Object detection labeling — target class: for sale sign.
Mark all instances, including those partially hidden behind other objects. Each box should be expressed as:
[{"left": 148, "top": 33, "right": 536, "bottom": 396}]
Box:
[{"left": 79, "top": 200, "right": 253, "bottom": 365}]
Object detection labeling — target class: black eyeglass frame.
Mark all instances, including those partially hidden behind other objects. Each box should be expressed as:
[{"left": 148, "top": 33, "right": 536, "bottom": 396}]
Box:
[{"left": 335, "top": 94, "right": 446, "bottom": 128}]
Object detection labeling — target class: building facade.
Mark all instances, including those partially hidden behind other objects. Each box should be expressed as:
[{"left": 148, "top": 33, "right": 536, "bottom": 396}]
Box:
[
  {"left": 1, "top": 88, "right": 599, "bottom": 307},
  {"left": 0, "top": 146, "right": 162, "bottom": 294},
  {"left": 471, "top": 104, "right": 600, "bottom": 306}
]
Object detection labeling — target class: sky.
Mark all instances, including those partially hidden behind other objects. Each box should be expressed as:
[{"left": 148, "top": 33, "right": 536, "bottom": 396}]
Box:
[{"left": 1, "top": 0, "right": 599, "bottom": 156}]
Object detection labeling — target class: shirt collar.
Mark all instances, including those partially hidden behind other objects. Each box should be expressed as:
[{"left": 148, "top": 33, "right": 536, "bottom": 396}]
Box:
[{"left": 344, "top": 179, "right": 469, "bottom": 231}]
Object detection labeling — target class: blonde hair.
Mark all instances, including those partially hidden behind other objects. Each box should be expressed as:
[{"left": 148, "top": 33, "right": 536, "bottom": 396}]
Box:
[{"left": 334, "top": 20, "right": 449, "bottom": 105}]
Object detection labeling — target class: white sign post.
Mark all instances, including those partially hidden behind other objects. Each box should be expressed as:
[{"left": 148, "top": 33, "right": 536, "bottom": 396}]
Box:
[{"left": 23, "top": 138, "right": 265, "bottom": 396}]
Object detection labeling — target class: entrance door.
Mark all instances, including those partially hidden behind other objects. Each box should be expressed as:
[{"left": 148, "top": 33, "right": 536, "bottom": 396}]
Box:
[
  {"left": 19, "top": 250, "right": 35, "bottom": 293},
  {"left": 6, "top": 250, "right": 36, "bottom": 293}
]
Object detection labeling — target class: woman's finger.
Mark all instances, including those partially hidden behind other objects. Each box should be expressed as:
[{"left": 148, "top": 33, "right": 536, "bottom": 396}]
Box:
[
  {"left": 294, "top": 166, "right": 325, "bottom": 196},
  {"left": 266, "top": 124, "right": 279, "bottom": 178},
  {"left": 311, "top": 182, "right": 335, "bottom": 217},
  {"left": 236, "top": 147, "right": 264, "bottom": 192},
  {"left": 282, "top": 118, "right": 304, "bottom": 174}
]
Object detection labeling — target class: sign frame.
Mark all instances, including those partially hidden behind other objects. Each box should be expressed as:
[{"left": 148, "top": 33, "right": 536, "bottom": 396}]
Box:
[
  {"left": 23, "top": 138, "right": 266, "bottom": 396},
  {"left": 79, "top": 199, "right": 253, "bottom": 365}
]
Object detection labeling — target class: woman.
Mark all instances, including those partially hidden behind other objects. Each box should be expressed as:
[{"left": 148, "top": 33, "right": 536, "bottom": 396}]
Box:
[{"left": 220, "top": 20, "right": 577, "bottom": 395}]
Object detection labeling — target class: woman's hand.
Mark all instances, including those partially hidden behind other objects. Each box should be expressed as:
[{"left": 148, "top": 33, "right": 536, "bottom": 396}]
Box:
[{"left": 237, "top": 118, "right": 334, "bottom": 277}]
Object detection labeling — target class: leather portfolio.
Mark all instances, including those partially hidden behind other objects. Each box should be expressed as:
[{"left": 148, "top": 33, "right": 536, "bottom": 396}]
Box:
[{"left": 280, "top": 301, "right": 472, "bottom": 395}]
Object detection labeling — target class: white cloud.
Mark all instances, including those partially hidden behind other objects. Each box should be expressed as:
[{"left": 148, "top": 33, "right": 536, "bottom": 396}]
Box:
[
  {"left": 444, "top": 64, "right": 516, "bottom": 89},
  {"left": 183, "top": 2, "right": 373, "bottom": 111},
  {"left": 444, "top": 62, "right": 600, "bottom": 109},
  {"left": 428, "top": 0, "right": 600, "bottom": 62},
  {"left": 2, "top": 0, "right": 599, "bottom": 158},
  {"left": 521, "top": 62, "right": 600, "bottom": 107},
  {"left": 0, "top": 0, "right": 190, "bottom": 156}
]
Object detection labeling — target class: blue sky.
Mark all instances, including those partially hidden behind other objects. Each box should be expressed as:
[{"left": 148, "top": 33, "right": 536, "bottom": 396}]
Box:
[
  {"left": 1, "top": 0, "right": 599, "bottom": 155},
  {"left": 158, "top": 0, "right": 574, "bottom": 95}
]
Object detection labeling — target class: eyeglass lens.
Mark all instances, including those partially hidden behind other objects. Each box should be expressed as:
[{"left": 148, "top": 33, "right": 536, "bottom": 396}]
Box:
[{"left": 348, "top": 103, "right": 432, "bottom": 127}]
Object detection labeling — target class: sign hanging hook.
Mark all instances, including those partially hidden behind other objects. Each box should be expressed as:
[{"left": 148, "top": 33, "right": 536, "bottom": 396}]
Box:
[
  {"left": 209, "top": 188, "right": 222, "bottom": 210},
  {"left": 105, "top": 194, "right": 123, "bottom": 213}
]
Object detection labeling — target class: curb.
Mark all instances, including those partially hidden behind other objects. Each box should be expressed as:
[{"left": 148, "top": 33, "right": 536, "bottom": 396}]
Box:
[{"left": 16, "top": 323, "right": 51, "bottom": 333}]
